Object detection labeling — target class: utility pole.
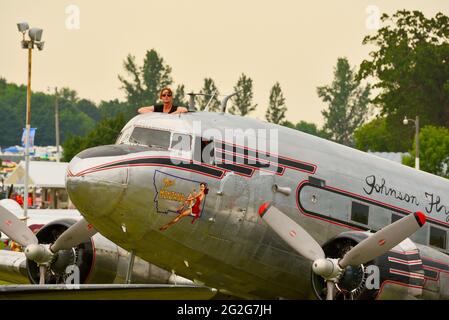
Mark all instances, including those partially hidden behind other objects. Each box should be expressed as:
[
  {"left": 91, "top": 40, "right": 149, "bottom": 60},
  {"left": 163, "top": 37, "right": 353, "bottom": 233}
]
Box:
[
  {"left": 403, "top": 115, "right": 420, "bottom": 170},
  {"left": 54, "top": 87, "right": 60, "bottom": 162},
  {"left": 415, "top": 116, "right": 420, "bottom": 170}
]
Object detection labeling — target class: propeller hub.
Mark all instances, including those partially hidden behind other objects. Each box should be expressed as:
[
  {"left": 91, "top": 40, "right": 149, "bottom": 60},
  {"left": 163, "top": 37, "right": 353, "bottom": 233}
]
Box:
[
  {"left": 24, "top": 243, "right": 54, "bottom": 265},
  {"left": 312, "top": 258, "right": 343, "bottom": 281}
]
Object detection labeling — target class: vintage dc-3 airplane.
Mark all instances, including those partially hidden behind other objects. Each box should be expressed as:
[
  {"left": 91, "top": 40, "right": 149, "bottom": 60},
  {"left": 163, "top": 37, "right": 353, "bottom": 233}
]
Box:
[{"left": 0, "top": 97, "right": 448, "bottom": 300}]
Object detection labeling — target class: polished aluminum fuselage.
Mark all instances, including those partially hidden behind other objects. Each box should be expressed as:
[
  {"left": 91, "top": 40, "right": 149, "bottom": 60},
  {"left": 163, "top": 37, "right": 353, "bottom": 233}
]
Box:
[{"left": 66, "top": 112, "right": 449, "bottom": 299}]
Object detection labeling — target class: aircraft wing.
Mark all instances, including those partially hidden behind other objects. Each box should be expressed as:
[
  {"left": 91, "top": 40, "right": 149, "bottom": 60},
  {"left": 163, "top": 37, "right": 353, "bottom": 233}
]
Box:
[
  {"left": 0, "top": 284, "right": 217, "bottom": 300},
  {"left": 0, "top": 250, "right": 28, "bottom": 284}
]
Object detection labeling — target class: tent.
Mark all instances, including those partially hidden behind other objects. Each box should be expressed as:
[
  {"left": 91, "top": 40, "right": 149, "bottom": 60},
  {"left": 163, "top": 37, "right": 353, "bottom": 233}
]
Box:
[
  {"left": 4, "top": 161, "right": 71, "bottom": 209},
  {"left": 5, "top": 161, "right": 68, "bottom": 188},
  {"left": 3, "top": 146, "right": 22, "bottom": 154}
]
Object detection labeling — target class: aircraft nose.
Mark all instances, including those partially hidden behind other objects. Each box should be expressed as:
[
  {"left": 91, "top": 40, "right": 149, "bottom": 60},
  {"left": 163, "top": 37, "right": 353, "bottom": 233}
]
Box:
[{"left": 66, "top": 146, "right": 129, "bottom": 219}]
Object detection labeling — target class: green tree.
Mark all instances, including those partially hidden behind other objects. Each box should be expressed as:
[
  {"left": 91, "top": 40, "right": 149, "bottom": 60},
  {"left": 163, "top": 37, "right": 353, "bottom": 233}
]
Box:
[
  {"left": 0, "top": 79, "right": 99, "bottom": 147},
  {"left": 59, "top": 88, "right": 78, "bottom": 103},
  {"left": 98, "top": 99, "right": 133, "bottom": 120},
  {"left": 62, "top": 135, "right": 86, "bottom": 162},
  {"left": 402, "top": 126, "right": 449, "bottom": 177},
  {"left": 196, "top": 78, "right": 220, "bottom": 111},
  {"left": 359, "top": 10, "right": 449, "bottom": 150},
  {"left": 76, "top": 98, "right": 101, "bottom": 122},
  {"left": 354, "top": 117, "right": 406, "bottom": 152},
  {"left": 283, "top": 120, "right": 327, "bottom": 138},
  {"left": 59, "top": 107, "right": 96, "bottom": 143},
  {"left": 318, "top": 57, "right": 371, "bottom": 146},
  {"left": 265, "top": 82, "right": 287, "bottom": 124},
  {"left": 173, "top": 84, "right": 188, "bottom": 106},
  {"left": 118, "top": 49, "right": 173, "bottom": 108},
  {"left": 229, "top": 73, "right": 257, "bottom": 116},
  {"left": 62, "top": 113, "right": 127, "bottom": 162},
  {"left": 0, "top": 100, "right": 21, "bottom": 147}
]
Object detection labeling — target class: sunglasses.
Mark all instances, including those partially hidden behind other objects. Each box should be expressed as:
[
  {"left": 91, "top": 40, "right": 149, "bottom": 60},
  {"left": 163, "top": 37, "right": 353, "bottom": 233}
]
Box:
[{"left": 161, "top": 93, "right": 172, "bottom": 97}]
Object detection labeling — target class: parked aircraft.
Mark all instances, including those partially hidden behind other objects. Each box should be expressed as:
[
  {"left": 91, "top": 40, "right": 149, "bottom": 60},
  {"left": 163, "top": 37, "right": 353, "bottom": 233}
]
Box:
[
  {"left": 0, "top": 200, "right": 214, "bottom": 299},
  {"left": 0, "top": 103, "right": 448, "bottom": 299}
]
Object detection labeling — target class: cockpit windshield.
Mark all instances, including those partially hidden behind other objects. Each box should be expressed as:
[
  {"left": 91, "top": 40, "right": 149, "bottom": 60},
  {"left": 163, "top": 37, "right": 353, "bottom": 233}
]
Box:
[{"left": 128, "top": 127, "right": 171, "bottom": 149}]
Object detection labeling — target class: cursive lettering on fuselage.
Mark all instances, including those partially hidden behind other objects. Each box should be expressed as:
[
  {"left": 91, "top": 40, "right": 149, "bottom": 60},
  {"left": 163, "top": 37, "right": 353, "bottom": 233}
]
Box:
[
  {"left": 363, "top": 175, "right": 420, "bottom": 206},
  {"left": 425, "top": 193, "right": 449, "bottom": 222}
]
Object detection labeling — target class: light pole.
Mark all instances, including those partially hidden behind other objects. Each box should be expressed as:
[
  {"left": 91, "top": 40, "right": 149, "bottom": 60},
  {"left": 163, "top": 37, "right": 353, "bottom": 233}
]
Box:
[
  {"left": 403, "top": 115, "right": 420, "bottom": 170},
  {"left": 48, "top": 87, "right": 60, "bottom": 162},
  {"left": 17, "top": 22, "right": 45, "bottom": 219}
]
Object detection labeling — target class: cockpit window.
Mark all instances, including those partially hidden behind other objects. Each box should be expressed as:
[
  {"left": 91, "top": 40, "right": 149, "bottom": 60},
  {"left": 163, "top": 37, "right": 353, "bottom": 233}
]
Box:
[
  {"left": 129, "top": 127, "right": 171, "bottom": 149},
  {"left": 170, "top": 133, "right": 192, "bottom": 151}
]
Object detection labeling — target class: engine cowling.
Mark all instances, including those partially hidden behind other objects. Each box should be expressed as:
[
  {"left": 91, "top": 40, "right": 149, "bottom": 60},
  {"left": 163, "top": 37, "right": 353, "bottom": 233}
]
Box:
[
  {"left": 311, "top": 231, "right": 425, "bottom": 300},
  {"left": 27, "top": 219, "right": 102, "bottom": 284},
  {"left": 25, "top": 218, "right": 192, "bottom": 285}
]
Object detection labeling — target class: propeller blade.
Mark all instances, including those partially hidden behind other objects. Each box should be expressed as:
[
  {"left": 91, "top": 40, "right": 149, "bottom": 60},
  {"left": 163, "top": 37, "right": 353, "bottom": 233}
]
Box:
[
  {"left": 0, "top": 199, "right": 24, "bottom": 214},
  {"left": 50, "top": 218, "right": 97, "bottom": 252},
  {"left": 39, "top": 265, "right": 46, "bottom": 285},
  {"left": 326, "top": 281, "right": 335, "bottom": 300},
  {"left": 0, "top": 201, "right": 38, "bottom": 247},
  {"left": 339, "top": 211, "right": 426, "bottom": 268},
  {"left": 258, "top": 203, "right": 325, "bottom": 261}
]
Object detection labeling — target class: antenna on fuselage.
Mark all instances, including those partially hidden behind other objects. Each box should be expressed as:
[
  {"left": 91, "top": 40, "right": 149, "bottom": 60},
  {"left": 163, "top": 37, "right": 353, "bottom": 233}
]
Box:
[
  {"left": 187, "top": 92, "right": 206, "bottom": 112},
  {"left": 220, "top": 92, "right": 238, "bottom": 114},
  {"left": 204, "top": 92, "right": 218, "bottom": 112}
]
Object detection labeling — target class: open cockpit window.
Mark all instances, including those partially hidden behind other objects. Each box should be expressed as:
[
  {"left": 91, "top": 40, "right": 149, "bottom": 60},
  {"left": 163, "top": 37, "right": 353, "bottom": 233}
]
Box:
[{"left": 129, "top": 126, "right": 171, "bottom": 149}]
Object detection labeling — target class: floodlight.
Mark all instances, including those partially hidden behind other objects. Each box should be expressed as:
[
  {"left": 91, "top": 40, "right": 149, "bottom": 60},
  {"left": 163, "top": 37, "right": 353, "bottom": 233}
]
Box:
[
  {"left": 36, "top": 41, "right": 45, "bottom": 51},
  {"left": 17, "top": 22, "right": 29, "bottom": 32},
  {"left": 28, "top": 28, "right": 43, "bottom": 42},
  {"left": 21, "top": 40, "right": 29, "bottom": 49}
]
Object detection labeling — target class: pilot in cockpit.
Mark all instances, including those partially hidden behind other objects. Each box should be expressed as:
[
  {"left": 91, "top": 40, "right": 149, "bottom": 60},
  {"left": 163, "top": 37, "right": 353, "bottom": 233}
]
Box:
[{"left": 137, "top": 87, "right": 188, "bottom": 114}]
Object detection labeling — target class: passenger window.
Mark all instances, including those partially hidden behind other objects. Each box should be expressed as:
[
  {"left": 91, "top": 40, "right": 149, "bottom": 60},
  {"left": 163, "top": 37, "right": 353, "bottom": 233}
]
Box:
[
  {"left": 129, "top": 127, "right": 170, "bottom": 149},
  {"left": 309, "top": 176, "right": 325, "bottom": 187},
  {"left": 170, "top": 133, "right": 192, "bottom": 151},
  {"left": 351, "top": 202, "right": 369, "bottom": 225},
  {"left": 429, "top": 226, "right": 447, "bottom": 250}
]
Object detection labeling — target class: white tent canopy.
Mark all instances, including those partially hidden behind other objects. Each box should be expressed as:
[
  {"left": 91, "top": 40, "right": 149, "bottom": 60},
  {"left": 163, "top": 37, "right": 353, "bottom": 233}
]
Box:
[{"left": 5, "top": 161, "right": 68, "bottom": 188}]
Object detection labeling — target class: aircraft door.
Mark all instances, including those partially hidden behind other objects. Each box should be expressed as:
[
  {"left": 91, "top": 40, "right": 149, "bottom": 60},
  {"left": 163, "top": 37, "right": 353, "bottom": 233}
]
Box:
[{"left": 209, "top": 172, "right": 250, "bottom": 239}]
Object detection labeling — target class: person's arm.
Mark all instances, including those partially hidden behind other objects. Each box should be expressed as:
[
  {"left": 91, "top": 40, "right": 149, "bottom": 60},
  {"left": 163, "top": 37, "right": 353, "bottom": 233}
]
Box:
[
  {"left": 171, "top": 106, "right": 188, "bottom": 114},
  {"left": 137, "top": 105, "right": 155, "bottom": 114}
]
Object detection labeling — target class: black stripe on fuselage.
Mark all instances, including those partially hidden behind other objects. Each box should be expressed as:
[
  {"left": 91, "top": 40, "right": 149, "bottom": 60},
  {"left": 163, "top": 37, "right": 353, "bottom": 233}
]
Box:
[
  {"left": 421, "top": 258, "right": 449, "bottom": 272},
  {"left": 376, "top": 252, "right": 424, "bottom": 290},
  {"left": 100, "top": 157, "right": 224, "bottom": 178},
  {"left": 217, "top": 142, "right": 315, "bottom": 173},
  {"left": 423, "top": 268, "right": 438, "bottom": 280},
  {"left": 387, "top": 271, "right": 424, "bottom": 287},
  {"left": 215, "top": 162, "right": 254, "bottom": 176},
  {"left": 215, "top": 150, "right": 283, "bottom": 174},
  {"left": 387, "top": 252, "right": 422, "bottom": 273}
]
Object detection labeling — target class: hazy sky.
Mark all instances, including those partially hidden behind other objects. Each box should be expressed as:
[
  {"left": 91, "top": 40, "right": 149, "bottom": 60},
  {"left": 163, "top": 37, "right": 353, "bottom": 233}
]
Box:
[{"left": 0, "top": 0, "right": 447, "bottom": 125}]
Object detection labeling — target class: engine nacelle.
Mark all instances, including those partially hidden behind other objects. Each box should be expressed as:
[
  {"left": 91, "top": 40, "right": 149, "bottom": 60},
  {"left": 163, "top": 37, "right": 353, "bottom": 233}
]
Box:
[
  {"left": 27, "top": 219, "right": 109, "bottom": 284},
  {"left": 26, "top": 219, "right": 191, "bottom": 285},
  {"left": 311, "top": 231, "right": 426, "bottom": 300}
]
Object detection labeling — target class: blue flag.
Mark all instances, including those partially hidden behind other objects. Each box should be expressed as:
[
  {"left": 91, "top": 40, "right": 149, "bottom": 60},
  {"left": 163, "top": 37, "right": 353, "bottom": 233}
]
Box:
[{"left": 21, "top": 128, "right": 37, "bottom": 148}]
